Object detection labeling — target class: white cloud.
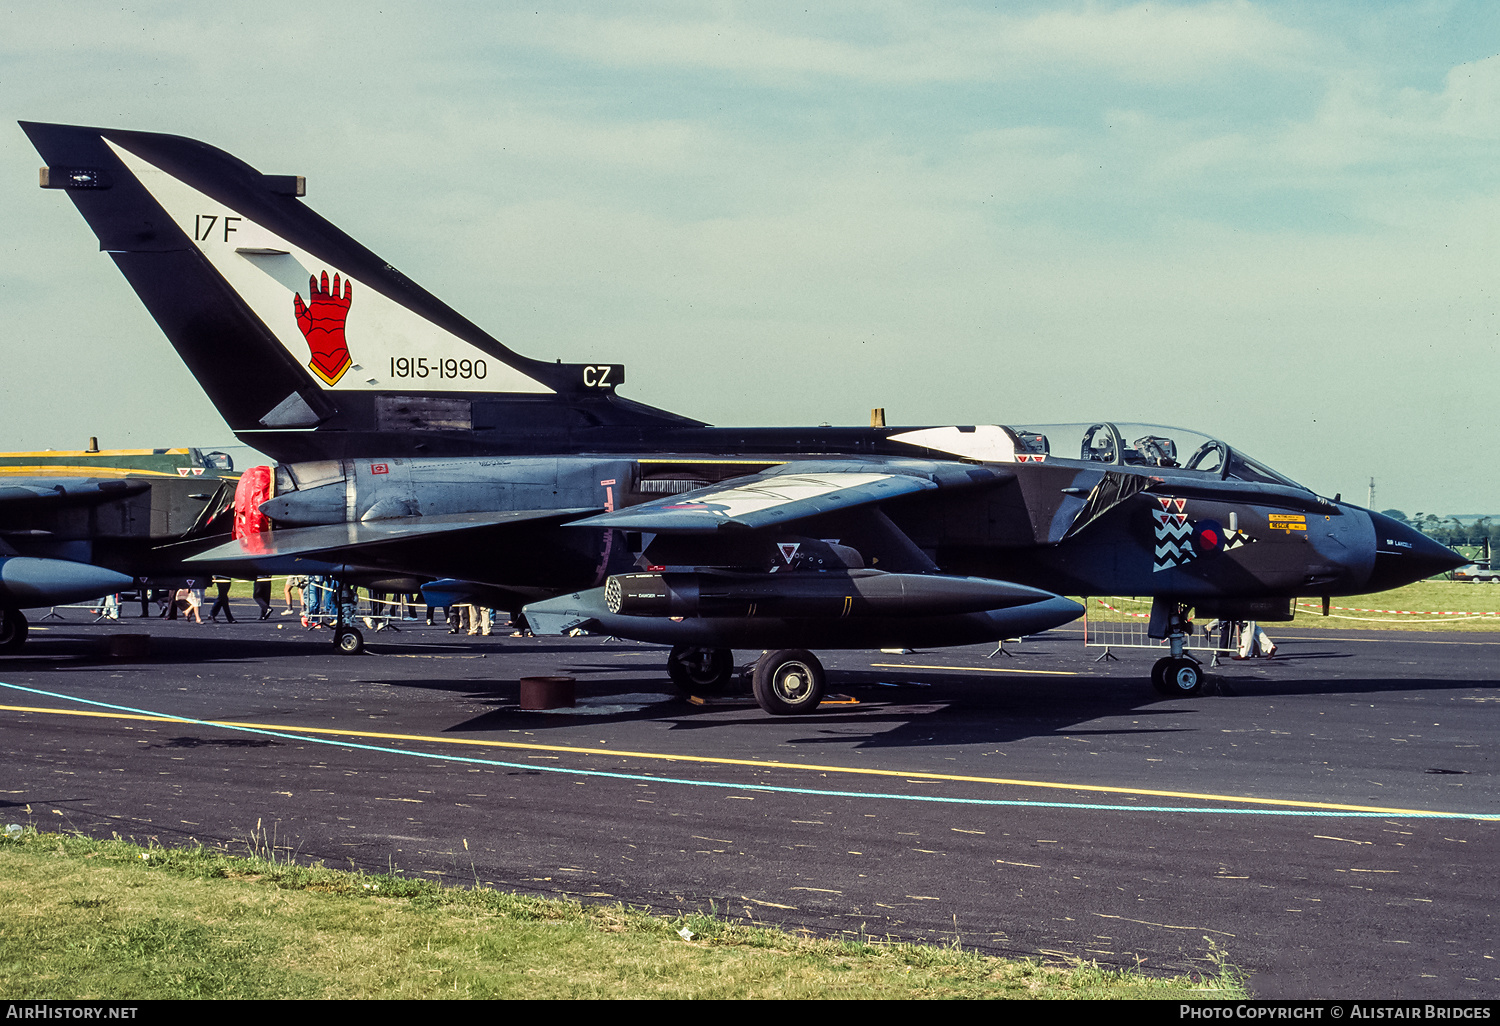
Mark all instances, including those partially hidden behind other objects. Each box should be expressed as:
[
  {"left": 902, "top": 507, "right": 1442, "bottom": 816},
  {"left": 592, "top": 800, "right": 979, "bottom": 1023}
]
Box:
[
  {"left": 1002, "top": 1, "right": 1314, "bottom": 81},
  {"left": 496, "top": 2, "right": 1315, "bottom": 85}
]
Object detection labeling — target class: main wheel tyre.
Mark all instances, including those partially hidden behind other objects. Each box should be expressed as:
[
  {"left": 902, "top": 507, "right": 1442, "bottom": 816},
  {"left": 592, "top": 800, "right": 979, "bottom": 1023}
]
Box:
[
  {"left": 752, "top": 649, "right": 826, "bottom": 715},
  {"left": 667, "top": 645, "right": 735, "bottom": 695},
  {"left": 1155, "top": 656, "right": 1204, "bottom": 697},
  {"left": 0, "top": 608, "right": 27, "bottom": 654},
  {"left": 334, "top": 627, "right": 365, "bottom": 655}
]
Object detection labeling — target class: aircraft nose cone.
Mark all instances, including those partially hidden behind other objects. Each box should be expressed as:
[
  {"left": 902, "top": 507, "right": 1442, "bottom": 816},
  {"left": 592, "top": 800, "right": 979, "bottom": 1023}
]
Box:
[{"left": 1363, "top": 511, "right": 1467, "bottom": 592}]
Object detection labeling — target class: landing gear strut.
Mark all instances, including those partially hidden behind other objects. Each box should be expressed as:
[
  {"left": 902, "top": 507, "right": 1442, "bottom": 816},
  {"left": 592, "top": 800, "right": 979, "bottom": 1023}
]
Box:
[
  {"left": 0, "top": 607, "right": 27, "bottom": 654},
  {"left": 751, "top": 649, "right": 826, "bottom": 715},
  {"left": 666, "top": 645, "right": 735, "bottom": 695},
  {"left": 1149, "top": 599, "right": 1205, "bottom": 696},
  {"left": 331, "top": 578, "right": 363, "bottom": 655}
]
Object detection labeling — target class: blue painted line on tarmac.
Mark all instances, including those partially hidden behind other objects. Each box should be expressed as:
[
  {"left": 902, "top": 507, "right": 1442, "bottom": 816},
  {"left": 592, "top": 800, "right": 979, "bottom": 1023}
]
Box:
[{"left": 0, "top": 680, "right": 1490, "bottom": 820}]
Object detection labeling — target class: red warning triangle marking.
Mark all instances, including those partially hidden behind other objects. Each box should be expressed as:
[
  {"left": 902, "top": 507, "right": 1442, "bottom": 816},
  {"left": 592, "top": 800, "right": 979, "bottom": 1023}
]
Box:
[
  {"left": 1173, "top": 498, "right": 1186, "bottom": 513},
  {"left": 777, "top": 542, "right": 801, "bottom": 564}
]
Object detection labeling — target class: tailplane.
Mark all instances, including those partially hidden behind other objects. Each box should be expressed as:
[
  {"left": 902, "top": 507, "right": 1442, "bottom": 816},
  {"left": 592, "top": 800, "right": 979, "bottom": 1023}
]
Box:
[{"left": 22, "top": 122, "right": 699, "bottom": 461}]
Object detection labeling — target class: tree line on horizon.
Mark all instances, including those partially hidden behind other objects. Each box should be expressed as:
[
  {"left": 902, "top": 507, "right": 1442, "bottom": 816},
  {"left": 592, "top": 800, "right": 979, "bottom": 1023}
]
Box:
[{"left": 1383, "top": 511, "right": 1497, "bottom": 553}]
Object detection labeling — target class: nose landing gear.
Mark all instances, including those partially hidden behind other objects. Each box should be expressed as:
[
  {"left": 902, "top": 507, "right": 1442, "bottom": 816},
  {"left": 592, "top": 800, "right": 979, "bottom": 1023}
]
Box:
[{"left": 1151, "top": 655, "right": 1204, "bottom": 696}]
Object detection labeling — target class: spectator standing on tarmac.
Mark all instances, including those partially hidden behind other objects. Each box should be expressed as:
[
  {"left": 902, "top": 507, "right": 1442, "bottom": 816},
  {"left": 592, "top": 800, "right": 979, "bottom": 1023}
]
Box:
[
  {"left": 1235, "top": 620, "right": 1277, "bottom": 659},
  {"left": 303, "top": 575, "right": 328, "bottom": 626},
  {"left": 467, "top": 605, "right": 493, "bottom": 636},
  {"left": 253, "top": 577, "right": 273, "bottom": 620},
  {"left": 209, "top": 576, "right": 236, "bottom": 623},
  {"left": 283, "top": 575, "right": 306, "bottom": 616},
  {"left": 179, "top": 582, "right": 204, "bottom": 624}
]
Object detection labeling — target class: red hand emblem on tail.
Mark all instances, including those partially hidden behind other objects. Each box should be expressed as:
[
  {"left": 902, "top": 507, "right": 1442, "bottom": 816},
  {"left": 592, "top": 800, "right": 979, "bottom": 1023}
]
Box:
[{"left": 293, "top": 271, "right": 354, "bottom": 385}]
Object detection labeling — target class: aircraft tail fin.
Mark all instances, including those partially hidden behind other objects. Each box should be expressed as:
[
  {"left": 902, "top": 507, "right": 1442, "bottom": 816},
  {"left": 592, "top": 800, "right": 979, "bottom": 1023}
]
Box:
[{"left": 22, "top": 122, "right": 699, "bottom": 461}]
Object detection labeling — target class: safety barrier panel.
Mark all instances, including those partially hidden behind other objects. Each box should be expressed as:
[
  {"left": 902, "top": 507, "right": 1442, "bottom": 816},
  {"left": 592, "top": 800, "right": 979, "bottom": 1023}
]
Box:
[{"left": 1082, "top": 599, "right": 1242, "bottom": 664}]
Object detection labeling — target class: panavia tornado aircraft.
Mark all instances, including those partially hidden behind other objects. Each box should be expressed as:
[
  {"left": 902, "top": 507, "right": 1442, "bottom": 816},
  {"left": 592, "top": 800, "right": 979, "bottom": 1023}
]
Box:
[{"left": 22, "top": 121, "right": 1463, "bottom": 711}]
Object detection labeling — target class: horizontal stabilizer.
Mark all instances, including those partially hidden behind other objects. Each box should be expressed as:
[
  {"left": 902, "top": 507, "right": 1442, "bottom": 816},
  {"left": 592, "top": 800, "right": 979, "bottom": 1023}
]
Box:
[{"left": 186, "top": 508, "right": 594, "bottom": 567}]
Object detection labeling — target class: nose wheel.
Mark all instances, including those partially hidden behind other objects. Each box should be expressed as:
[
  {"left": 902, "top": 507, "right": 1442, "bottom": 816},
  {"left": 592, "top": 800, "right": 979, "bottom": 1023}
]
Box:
[
  {"left": 1152, "top": 656, "right": 1204, "bottom": 696},
  {"left": 335, "top": 626, "right": 364, "bottom": 655}
]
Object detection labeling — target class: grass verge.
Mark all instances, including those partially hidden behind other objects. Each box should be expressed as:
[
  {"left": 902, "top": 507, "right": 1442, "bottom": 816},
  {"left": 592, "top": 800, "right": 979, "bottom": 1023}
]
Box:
[
  {"left": 0, "top": 828, "right": 1244, "bottom": 999},
  {"left": 1081, "top": 580, "right": 1500, "bottom": 632}
]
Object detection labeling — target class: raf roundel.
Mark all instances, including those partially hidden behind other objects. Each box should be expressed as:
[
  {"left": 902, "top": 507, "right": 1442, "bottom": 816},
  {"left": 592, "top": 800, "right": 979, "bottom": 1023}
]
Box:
[{"left": 1193, "top": 519, "right": 1225, "bottom": 554}]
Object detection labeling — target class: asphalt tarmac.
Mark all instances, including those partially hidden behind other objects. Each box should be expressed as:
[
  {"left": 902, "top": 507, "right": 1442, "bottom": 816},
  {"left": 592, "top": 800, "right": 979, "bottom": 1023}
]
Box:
[{"left": 1, "top": 608, "right": 1495, "bottom": 999}]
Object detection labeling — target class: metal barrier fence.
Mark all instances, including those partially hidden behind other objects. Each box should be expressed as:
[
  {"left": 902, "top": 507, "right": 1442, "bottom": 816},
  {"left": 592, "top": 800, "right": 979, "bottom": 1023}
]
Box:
[
  {"left": 36, "top": 580, "right": 428, "bottom": 632},
  {"left": 38, "top": 600, "right": 121, "bottom": 623},
  {"left": 1082, "top": 600, "right": 1242, "bottom": 666},
  {"left": 297, "top": 579, "right": 426, "bottom": 632}
]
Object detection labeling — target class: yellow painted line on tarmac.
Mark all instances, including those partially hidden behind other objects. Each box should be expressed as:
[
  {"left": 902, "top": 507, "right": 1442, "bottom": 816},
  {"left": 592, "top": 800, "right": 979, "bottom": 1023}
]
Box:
[
  {"left": 2, "top": 705, "right": 175, "bottom": 725},
  {"left": 871, "top": 662, "right": 1077, "bottom": 676},
  {"left": 0, "top": 701, "right": 1478, "bottom": 819}
]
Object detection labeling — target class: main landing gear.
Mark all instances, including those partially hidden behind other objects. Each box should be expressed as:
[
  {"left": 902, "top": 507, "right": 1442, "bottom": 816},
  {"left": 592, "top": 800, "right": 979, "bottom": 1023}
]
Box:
[
  {"left": 666, "top": 646, "right": 829, "bottom": 715},
  {"left": 0, "top": 607, "right": 27, "bottom": 654},
  {"left": 666, "top": 645, "right": 734, "bottom": 695},
  {"left": 752, "top": 649, "right": 826, "bottom": 716}
]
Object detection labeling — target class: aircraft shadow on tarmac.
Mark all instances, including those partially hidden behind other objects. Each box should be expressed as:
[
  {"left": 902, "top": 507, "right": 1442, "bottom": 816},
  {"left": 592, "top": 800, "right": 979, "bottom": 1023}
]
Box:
[
  {"left": 416, "top": 663, "right": 1500, "bottom": 749},
  {"left": 7, "top": 630, "right": 1495, "bottom": 750},
  {"left": 0, "top": 629, "right": 350, "bottom": 667},
  {"left": 0, "top": 629, "right": 596, "bottom": 669}
]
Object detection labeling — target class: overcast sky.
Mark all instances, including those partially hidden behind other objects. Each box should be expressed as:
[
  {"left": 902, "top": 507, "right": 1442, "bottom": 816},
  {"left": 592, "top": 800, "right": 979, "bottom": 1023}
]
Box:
[{"left": 3, "top": 1, "right": 1498, "bottom": 513}]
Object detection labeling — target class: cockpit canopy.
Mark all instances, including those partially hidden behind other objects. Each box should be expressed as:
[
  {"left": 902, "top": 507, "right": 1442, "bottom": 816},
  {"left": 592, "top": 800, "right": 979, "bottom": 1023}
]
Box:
[{"left": 890, "top": 422, "right": 1305, "bottom": 488}]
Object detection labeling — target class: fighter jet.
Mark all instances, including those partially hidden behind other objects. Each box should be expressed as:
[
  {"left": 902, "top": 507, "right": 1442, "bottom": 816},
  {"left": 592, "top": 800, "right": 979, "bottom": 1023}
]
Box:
[
  {"left": 0, "top": 446, "right": 245, "bottom": 650},
  {"left": 22, "top": 122, "right": 1463, "bottom": 708},
  {"left": 0, "top": 476, "right": 142, "bottom": 650}
]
